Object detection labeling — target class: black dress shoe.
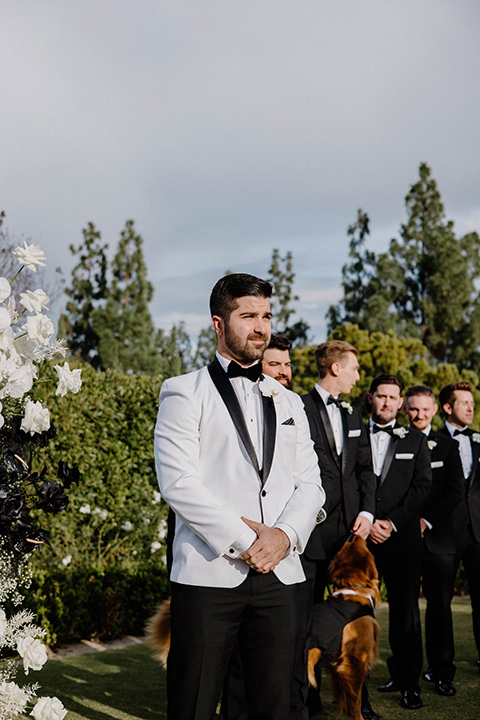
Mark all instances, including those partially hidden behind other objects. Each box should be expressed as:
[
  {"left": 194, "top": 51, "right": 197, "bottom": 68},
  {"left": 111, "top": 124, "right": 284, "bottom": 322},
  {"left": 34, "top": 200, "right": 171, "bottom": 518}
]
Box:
[
  {"left": 377, "top": 678, "right": 400, "bottom": 692},
  {"left": 435, "top": 679, "right": 456, "bottom": 697},
  {"left": 423, "top": 669, "right": 434, "bottom": 682},
  {"left": 400, "top": 689, "right": 423, "bottom": 710},
  {"left": 361, "top": 700, "right": 381, "bottom": 720}
]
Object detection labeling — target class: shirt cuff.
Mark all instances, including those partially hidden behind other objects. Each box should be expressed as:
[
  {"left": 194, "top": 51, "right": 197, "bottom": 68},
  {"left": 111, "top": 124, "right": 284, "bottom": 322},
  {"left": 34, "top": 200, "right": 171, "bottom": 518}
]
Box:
[
  {"left": 223, "top": 527, "right": 257, "bottom": 559},
  {"left": 387, "top": 518, "right": 397, "bottom": 533},
  {"left": 422, "top": 518, "right": 432, "bottom": 530},
  {"left": 359, "top": 511, "right": 374, "bottom": 524},
  {"left": 273, "top": 522, "right": 296, "bottom": 556}
]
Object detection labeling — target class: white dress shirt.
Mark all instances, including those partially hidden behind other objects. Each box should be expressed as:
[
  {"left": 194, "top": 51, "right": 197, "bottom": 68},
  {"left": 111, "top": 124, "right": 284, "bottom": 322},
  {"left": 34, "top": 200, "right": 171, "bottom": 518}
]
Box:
[
  {"left": 369, "top": 418, "right": 396, "bottom": 477},
  {"left": 446, "top": 420, "right": 472, "bottom": 479},
  {"left": 217, "top": 352, "right": 264, "bottom": 462}
]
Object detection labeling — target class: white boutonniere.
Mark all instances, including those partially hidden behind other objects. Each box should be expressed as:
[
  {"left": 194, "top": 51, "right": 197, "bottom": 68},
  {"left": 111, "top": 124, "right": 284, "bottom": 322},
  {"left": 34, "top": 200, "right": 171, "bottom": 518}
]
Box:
[
  {"left": 340, "top": 400, "right": 353, "bottom": 414},
  {"left": 393, "top": 427, "right": 408, "bottom": 439},
  {"left": 427, "top": 440, "right": 437, "bottom": 450},
  {"left": 472, "top": 433, "right": 480, "bottom": 443},
  {"left": 258, "top": 378, "right": 282, "bottom": 403}
]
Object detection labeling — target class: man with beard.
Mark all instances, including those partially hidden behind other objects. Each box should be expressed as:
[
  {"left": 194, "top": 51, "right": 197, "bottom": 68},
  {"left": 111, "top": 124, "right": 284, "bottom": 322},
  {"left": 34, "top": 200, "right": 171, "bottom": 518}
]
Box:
[
  {"left": 154, "top": 273, "right": 325, "bottom": 720},
  {"left": 367, "top": 375, "right": 431, "bottom": 711},
  {"left": 438, "top": 381, "right": 480, "bottom": 675},
  {"left": 262, "top": 334, "right": 293, "bottom": 390},
  {"left": 404, "top": 385, "right": 463, "bottom": 697}
]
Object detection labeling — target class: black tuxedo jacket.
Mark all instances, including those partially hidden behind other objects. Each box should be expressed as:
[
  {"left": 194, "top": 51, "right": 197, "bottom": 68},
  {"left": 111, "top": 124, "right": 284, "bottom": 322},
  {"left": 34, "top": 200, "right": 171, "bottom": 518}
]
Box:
[
  {"left": 421, "top": 429, "right": 463, "bottom": 555},
  {"left": 369, "top": 423, "right": 432, "bottom": 555},
  {"left": 302, "top": 389, "right": 376, "bottom": 558},
  {"left": 438, "top": 425, "right": 480, "bottom": 544}
]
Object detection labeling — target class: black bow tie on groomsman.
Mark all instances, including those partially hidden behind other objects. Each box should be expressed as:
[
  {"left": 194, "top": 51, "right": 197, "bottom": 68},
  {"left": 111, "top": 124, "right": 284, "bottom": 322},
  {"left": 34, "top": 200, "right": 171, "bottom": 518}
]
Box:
[
  {"left": 227, "top": 360, "right": 263, "bottom": 382},
  {"left": 372, "top": 424, "right": 394, "bottom": 435},
  {"left": 327, "top": 395, "right": 344, "bottom": 409},
  {"left": 453, "top": 427, "right": 470, "bottom": 437}
]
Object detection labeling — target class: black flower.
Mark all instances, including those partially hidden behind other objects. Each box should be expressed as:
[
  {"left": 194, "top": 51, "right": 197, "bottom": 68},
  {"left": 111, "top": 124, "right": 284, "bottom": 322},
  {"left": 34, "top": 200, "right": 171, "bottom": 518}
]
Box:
[
  {"left": 35, "top": 480, "right": 69, "bottom": 513},
  {"left": 57, "top": 461, "right": 80, "bottom": 488}
]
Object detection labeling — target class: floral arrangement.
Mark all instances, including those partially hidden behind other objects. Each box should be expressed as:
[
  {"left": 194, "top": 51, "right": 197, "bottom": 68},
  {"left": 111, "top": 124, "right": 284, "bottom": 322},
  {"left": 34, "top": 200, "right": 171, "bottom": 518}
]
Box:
[
  {"left": 392, "top": 427, "right": 408, "bottom": 439},
  {"left": 258, "top": 378, "right": 282, "bottom": 403},
  {"left": 427, "top": 439, "right": 437, "bottom": 451},
  {"left": 0, "top": 241, "right": 82, "bottom": 720},
  {"left": 339, "top": 400, "right": 353, "bottom": 414}
]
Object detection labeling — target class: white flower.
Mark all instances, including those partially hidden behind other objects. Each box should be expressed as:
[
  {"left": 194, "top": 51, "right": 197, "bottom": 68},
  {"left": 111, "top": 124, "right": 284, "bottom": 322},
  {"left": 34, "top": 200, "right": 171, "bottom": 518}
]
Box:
[
  {"left": 0, "top": 607, "right": 7, "bottom": 638},
  {"left": 31, "top": 696, "right": 67, "bottom": 720},
  {"left": 143, "top": 517, "right": 151, "bottom": 525},
  {"left": 54, "top": 361, "right": 82, "bottom": 397},
  {"left": 93, "top": 508, "right": 108, "bottom": 520},
  {"left": 0, "top": 306, "right": 12, "bottom": 330},
  {"left": 20, "top": 399, "right": 50, "bottom": 435},
  {"left": 152, "top": 490, "right": 161, "bottom": 504},
  {"left": 393, "top": 427, "right": 408, "bottom": 439},
  {"left": 0, "top": 276, "right": 11, "bottom": 302},
  {"left": 258, "top": 378, "right": 282, "bottom": 403},
  {"left": 0, "top": 325, "right": 14, "bottom": 351},
  {"left": 24, "top": 314, "right": 55, "bottom": 346},
  {"left": 2, "top": 362, "right": 37, "bottom": 399},
  {"left": 19, "top": 289, "right": 50, "bottom": 314},
  {"left": 472, "top": 433, "right": 480, "bottom": 443},
  {"left": 151, "top": 541, "right": 161, "bottom": 552},
  {"left": 13, "top": 242, "right": 47, "bottom": 271},
  {"left": 427, "top": 440, "right": 437, "bottom": 450},
  {"left": 17, "top": 635, "right": 48, "bottom": 674},
  {"left": 121, "top": 521, "right": 133, "bottom": 531},
  {"left": 340, "top": 400, "right": 353, "bottom": 414},
  {"left": 158, "top": 519, "right": 167, "bottom": 540},
  {"left": 0, "top": 680, "right": 31, "bottom": 717},
  {"left": 79, "top": 504, "right": 91, "bottom": 514},
  {"left": 62, "top": 555, "right": 72, "bottom": 566}
]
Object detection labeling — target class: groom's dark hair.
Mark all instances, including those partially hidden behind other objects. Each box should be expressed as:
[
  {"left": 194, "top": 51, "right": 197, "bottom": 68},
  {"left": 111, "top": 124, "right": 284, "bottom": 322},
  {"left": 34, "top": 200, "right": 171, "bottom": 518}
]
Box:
[{"left": 210, "top": 273, "right": 272, "bottom": 320}]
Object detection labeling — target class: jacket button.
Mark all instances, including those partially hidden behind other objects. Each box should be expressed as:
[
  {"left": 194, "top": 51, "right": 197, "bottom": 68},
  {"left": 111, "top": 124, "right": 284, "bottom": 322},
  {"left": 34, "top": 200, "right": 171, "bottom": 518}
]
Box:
[
  {"left": 229, "top": 548, "right": 235, "bottom": 554},
  {"left": 262, "top": 490, "right": 267, "bottom": 497}
]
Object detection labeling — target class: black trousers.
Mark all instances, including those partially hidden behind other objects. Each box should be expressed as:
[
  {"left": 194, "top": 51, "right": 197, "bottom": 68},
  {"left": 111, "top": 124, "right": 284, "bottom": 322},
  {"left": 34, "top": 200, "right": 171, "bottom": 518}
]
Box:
[
  {"left": 454, "top": 523, "right": 480, "bottom": 658},
  {"left": 422, "top": 551, "right": 456, "bottom": 681},
  {"left": 373, "top": 549, "right": 423, "bottom": 691},
  {"left": 168, "top": 574, "right": 302, "bottom": 720}
]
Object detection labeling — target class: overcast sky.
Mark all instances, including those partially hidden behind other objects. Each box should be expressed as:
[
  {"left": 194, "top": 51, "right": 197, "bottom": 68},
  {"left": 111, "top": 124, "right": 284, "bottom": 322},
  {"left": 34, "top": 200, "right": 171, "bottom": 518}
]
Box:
[{"left": 2, "top": 1, "right": 480, "bottom": 343}]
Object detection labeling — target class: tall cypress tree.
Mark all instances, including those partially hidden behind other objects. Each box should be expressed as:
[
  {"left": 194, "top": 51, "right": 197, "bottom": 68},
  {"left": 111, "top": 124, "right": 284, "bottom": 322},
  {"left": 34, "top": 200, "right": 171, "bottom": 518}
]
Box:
[{"left": 59, "top": 223, "right": 107, "bottom": 368}]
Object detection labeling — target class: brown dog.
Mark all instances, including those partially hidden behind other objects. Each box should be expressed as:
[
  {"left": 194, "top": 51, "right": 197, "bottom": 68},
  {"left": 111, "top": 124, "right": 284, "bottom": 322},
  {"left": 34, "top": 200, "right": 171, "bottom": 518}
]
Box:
[{"left": 307, "top": 535, "right": 381, "bottom": 720}]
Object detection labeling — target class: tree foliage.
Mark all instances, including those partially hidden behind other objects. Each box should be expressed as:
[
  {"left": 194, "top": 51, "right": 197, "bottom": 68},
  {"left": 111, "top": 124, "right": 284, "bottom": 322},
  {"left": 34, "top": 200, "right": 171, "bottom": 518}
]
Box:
[{"left": 328, "top": 163, "right": 480, "bottom": 370}]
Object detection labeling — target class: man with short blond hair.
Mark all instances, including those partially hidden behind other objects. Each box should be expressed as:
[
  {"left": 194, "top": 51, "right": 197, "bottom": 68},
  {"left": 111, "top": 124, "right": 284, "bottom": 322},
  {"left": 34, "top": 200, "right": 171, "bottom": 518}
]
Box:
[
  {"left": 438, "top": 380, "right": 480, "bottom": 674},
  {"left": 301, "top": 340, "right": 376, "bottom": 718}
]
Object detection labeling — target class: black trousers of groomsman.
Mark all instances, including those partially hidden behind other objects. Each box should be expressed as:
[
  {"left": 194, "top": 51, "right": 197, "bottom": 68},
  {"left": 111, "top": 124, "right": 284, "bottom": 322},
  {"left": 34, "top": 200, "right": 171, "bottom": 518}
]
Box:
[{"left": 421, "top": 429, "right": 463, "bottom": 682}]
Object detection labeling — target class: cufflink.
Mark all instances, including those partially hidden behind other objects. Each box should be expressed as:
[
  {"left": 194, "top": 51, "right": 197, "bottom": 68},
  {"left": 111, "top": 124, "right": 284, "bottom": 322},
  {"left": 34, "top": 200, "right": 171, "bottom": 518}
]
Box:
[{"left": 316, "top": 509, "right": 327, "bottom": 525}]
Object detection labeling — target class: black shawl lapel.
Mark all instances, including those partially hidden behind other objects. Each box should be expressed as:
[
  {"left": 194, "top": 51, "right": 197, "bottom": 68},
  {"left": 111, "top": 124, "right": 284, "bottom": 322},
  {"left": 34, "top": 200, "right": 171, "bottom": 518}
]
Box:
[
  {"left": 310, "top": 389, "right": 341, "bottom": 469},
  {"left": 261, "top": 392, "right": 277, "bottom": 485},
  {"left": 341, "top": 411, "right": 349, "bottom": 477},
  {"left": 379, "top": 427, "right": 398, "bottom": 484},
  {"left": 469, "top": 432, "right": 480, "bottom": 487},
  {"left": 208, "top": 357, "right": 261, "bottom": 478}
]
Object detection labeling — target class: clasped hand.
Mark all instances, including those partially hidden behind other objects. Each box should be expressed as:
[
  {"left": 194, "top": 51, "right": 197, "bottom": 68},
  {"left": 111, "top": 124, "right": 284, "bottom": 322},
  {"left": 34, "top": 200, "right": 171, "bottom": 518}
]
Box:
[
  {"left": 241, "top": 517, "right": 290, "bottom": 574},
  {"left": 369, "top": 518, "right": 393, "bottom": 544}
]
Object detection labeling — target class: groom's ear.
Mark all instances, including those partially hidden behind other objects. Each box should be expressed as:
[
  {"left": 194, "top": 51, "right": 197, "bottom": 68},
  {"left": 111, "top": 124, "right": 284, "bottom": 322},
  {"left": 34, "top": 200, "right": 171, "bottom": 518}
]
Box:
[{"left": 211, "top": 315, "right": 223, "bottom": 338}]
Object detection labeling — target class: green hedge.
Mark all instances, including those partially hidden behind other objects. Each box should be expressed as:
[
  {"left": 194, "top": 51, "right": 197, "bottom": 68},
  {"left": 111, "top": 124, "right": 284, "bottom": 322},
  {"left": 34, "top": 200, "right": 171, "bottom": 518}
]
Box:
[{"left": 24, "top": 564, "right": 170, "bottom": 645}]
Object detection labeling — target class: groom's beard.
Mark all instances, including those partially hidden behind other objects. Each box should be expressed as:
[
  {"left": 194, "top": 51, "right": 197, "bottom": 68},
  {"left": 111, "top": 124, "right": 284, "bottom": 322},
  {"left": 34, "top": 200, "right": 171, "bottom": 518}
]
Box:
[{"left": 224, "top": 322, "right": 269, "bottom": 366}]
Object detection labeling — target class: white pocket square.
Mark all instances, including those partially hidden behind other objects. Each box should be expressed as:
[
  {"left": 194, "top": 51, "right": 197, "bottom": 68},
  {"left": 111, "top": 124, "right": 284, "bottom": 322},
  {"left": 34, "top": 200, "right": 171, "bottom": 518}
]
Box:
[
  {"left": 431, "top": 460, "right": 444, "bottom": 468},
  {"left": 395, "top": 452, "right": 414, "bottom": 460},
  {"left": 348, "top": 429, "right": 361, "bottom": 437}
]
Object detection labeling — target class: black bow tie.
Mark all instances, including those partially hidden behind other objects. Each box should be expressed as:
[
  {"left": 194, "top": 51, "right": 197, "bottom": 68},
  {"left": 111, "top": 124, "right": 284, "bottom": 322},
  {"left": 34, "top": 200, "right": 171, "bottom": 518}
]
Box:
[
  {"left": 453, "top": 428, "right": 470, "bottom": 437},
  {"left": 327, "top": 395, "right": 343, "bottom": 409},
  {"left": 227, "top": 361, "right": 262, "bottom": 382},
  {"left": 373, "top": 424, "right": 394, "bottom": 435}
]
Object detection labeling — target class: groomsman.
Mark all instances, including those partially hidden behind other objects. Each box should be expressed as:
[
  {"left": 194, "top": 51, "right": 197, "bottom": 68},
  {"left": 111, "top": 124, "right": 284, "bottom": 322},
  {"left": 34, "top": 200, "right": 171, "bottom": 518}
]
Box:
[
  {"left": 155, "top": 273, "right": 325, "bottom": 720},
  {"left": 367, "top": 375, "right": 431, "bottom": 710},
  {"left": 438, "top": 381, "right": 480, "bottom": 673},
  {"left": 301, "top": 340, "right": 376, "bottom": 719},
  {"left": 404, "top": 385, "right": 463, "bottom": 697},
  {"left": 262, "top": 333, "right": 293, "bottom": 390}
]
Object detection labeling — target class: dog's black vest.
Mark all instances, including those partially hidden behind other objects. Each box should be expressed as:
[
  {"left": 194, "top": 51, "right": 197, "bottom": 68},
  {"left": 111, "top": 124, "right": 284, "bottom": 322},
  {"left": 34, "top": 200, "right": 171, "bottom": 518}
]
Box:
[{"left": 308, "top": 596, "right": 375, "bottom": 667}]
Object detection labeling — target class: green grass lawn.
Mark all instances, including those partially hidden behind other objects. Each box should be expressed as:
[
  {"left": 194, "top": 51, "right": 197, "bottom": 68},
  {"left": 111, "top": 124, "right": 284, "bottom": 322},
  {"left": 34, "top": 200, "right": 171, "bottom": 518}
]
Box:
[{"left": 24, "top": 597, "right": 479, "bottom": 720}]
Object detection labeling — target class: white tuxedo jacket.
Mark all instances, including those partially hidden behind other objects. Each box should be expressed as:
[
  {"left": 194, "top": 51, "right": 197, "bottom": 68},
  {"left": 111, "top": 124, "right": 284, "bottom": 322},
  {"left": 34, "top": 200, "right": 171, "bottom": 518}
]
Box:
[{"left": 154, "top": 363, "right": 325, "bottom": 588}]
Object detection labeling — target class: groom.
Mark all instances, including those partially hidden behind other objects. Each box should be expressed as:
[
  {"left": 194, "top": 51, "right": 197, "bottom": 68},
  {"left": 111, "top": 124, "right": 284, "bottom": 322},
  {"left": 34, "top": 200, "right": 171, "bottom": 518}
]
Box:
[{"left": 154, "top": 273, "right": 325, "bottom": 720}]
